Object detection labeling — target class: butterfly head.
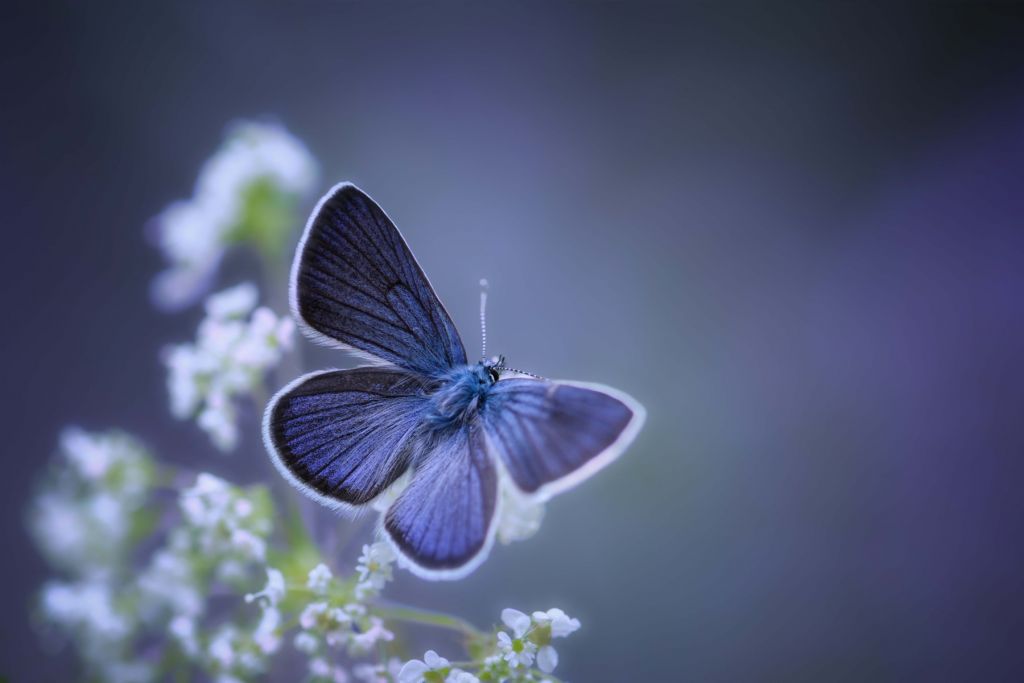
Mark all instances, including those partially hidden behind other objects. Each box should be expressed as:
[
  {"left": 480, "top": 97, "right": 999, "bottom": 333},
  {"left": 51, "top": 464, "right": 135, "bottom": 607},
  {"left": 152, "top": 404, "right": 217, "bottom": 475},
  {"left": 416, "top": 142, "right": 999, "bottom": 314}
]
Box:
[{"left": 482, "top": 354, "right": 505, "bottom": 383}]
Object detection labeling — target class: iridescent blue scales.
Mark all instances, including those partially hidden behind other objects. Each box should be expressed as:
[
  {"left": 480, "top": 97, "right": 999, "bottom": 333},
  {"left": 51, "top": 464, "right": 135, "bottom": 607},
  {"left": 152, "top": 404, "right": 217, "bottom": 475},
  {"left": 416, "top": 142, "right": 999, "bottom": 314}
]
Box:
[{"left": 263, "top": 183, "right": 645, "bottom": 579}]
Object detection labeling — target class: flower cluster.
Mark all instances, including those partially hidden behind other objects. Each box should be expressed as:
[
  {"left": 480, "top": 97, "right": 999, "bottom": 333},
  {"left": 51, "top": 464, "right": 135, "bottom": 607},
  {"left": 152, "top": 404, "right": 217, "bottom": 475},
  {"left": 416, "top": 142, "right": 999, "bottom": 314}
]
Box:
[
  {"left": 31, "top": 435, "right": 586, "bottom": 682},
  {"left": 30, "top": 118, "right": 592, "bottom": 683},
  {"left": 136, "top": 473, "right": 277, "bottom": 680},
  {"left": 30, "top": 428, "right": 155, "bottom": 575},
  {"left": 291, "top": 543, "right": 398, "bottom": 680},
  {"left": 164, "top": 282, "right": 294, "bottom": 451},
  {"left": 151, "top": 120, "right": 318, "bottom": 310},
  {"left": 399, "top": 607, "right": 581, "bottom": 683},
  {"left": 32, "top": 429, "right": 157, "bottom": 682}
]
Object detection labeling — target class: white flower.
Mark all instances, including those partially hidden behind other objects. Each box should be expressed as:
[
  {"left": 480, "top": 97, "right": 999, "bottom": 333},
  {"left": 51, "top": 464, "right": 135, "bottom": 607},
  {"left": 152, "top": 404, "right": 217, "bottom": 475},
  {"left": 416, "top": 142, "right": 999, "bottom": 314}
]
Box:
[
  {"left": 355, "top": 541, "right": 395, "bottom": 597},
  {"left": 151, "top": 199, "right": 227, "bottom": 311},
  {"left": 531, "top": 608, "right": 580, "bottom": 638},
  {"left": 398, "top": 650, "right": 449, "bottom": 683},
  {"left": 299, "top": 601, "right": 330, "bottom": 630},
  {"left": 447, "top": 671, "right": 479, "bottom": 683},
  {"left": 497, "top": 485, "right": 545, "bottom": 544},
  {"left": 208, "top": 625, "right": 238, "bottom": 668},
  {"left": 353, "top": 658, "right": 403, "bottom": 683},
  {"left": 245, "top": 567, "right": 285, "bottom": 607},
  {"left": 294, "top": 631, "right": 320, "bottom": 654},
  {"left": 151, "top": 121, "right": 318, "bottom": 310},
  {"left": 308, "top": 658, "right": 349, "bottom": 682},
  {"left": 137, "top": 547, "right": 202, "bottom": 619},
  {"left": 169, "top": 614, "right": 200, "bottom": 657},
  {"left": 40, "top": 580, "right": 131, "bottom": 643},
  {"left": 180, "top": 473, "right": 232, "bottom": 527},
  {"left": 253, "top": 606, "right": 282, "bottom": 654},
  {"left": 29, "top": 429, "right": 154, "bottom": 574},
  {"left": 348, "top": 616, "right": 394, "bottom": 653},
  {"left": 501, "top": 608, "right": 531, "bottom": 638},
  {"left": 536, "top": 645, "right": 558, "bottom": 673},
  {"left": 177, "top": 473, "right": 272, "bottom": 571},
  {"left": 496, "top": 630, "right": 536, "bottom": 669},
  {"left": 310, "top": 658, "right": 331, "bottom": 677},
  {"left": 496, "top": 610, "right": 537, "bottom": 668},
  {"left": 306, "top": 563, "right": 333, "bottom": 594},
  {"left": 60, "top": 427, "right": 116, "bottom": 481},
  {"left": 206, "top": 282, "right": 258, "bottom": 319},
  {"left": 164, "top": 283, "right": 294, "bottom": 451},
  {"left": 229, "top": 528, "right": 266, "bottom": 561}
]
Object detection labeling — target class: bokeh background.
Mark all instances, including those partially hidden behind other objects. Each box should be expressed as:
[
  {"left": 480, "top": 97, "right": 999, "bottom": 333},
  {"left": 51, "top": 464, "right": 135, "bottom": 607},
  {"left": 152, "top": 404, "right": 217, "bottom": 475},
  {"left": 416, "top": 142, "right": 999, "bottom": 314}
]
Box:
[{"left": 4, "top": 2, "right": 1024, "bottom": 680}]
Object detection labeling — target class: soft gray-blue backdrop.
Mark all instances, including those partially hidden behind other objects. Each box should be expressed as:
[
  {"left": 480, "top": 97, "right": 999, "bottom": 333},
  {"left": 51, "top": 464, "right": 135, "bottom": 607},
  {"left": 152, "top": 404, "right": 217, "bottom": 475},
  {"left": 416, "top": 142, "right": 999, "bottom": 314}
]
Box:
[{"left": 3, "top": 2, "right": 1024, "bottom": 680}]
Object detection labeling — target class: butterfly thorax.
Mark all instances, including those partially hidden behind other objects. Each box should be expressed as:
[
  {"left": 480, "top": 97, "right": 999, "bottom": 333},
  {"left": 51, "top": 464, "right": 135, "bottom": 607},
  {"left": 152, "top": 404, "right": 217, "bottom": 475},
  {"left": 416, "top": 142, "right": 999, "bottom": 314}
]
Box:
[{"left": 424, "top": 361, "right": 499, "bottom": 430}]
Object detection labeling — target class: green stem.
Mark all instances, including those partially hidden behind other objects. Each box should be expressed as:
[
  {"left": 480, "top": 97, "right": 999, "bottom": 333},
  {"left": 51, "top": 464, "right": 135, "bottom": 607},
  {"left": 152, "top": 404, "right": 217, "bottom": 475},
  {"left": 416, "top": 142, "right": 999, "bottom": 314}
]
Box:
[{"left": 373, "top": 603, "right": 484, "bottom": 638}]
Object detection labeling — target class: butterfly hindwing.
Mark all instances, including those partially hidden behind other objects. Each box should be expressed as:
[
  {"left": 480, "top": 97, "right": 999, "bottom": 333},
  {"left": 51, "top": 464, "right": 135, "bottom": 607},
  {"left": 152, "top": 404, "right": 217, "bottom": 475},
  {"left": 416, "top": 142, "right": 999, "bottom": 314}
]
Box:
[
  {"left": 482, "top": 378, "right": 645, "bottom": 500},
  {"left": 384, "top": 423, "right": 498, "bottom": 578},
  {"left": 263, "top": 367, "right": 428, "bottom": 509},
  {"left": 292, "top": 183, "right": 467, "bottom": 376}
]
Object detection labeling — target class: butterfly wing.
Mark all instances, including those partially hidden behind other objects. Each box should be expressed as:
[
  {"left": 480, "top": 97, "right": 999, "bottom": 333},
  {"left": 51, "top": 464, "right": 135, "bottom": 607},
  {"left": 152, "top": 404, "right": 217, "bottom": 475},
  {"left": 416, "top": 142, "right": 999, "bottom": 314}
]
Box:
[
  {"left": 263, "top": 367, "right": 429, "bottom": 511},
  {"left": 383, "top": 423, "right": 498, "bottom": 579},
  {"left": 482, "top": 378, "right": 645, "bottom": 500},
  {"left": 291, "top": 182, "right": 467, "bottom": 376}
]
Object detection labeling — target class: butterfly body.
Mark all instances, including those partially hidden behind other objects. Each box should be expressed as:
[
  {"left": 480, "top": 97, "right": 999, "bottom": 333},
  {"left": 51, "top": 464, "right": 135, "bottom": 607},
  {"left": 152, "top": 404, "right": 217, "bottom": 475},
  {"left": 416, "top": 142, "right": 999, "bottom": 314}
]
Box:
[
  {"left": 264, "top": 182, "right": 645, "bottom": 579},
  {"left": 425, "top": 361, "right": 499, "bottom": 430}
]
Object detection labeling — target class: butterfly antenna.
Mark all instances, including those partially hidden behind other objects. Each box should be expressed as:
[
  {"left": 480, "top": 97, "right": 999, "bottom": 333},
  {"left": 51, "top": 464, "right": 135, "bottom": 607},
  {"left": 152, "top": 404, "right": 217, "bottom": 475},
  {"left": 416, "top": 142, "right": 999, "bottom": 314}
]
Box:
[
  {"left": 479, "top": 278, "right": 489, "bottom": 361},
  {"left": 495, "top": 364, "right": 546, "bottom": 380}
]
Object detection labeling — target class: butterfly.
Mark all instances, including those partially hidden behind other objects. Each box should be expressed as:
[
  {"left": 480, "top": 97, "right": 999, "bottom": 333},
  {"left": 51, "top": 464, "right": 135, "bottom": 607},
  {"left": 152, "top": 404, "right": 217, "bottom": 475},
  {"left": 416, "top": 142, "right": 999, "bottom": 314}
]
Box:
[{"left": 263, "top": 182, "right": 645, "bottom": 579}]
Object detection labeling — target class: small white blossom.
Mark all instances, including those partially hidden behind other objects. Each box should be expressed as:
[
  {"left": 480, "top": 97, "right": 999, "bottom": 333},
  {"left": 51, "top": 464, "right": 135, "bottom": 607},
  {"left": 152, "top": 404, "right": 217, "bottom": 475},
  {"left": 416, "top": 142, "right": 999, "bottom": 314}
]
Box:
[
  {"left": 531, "top": 608, "right": 580, "bottom": 638},
  {"left": 137, "top": 546, "right": 202, "bottom": 620},
  {"left": 40, "top": 580, "right": 131, "bottom": 643},
  {"left": 29, "top": 429, "right": 154, "bottom": 574},
  {"left": 310, "top": 657, "right": 349, "bottom": 682},
  {"left": 497, "top": 609, "right": 537, "bottom": 669},
  {"left": 353, "top": 658, "right": 403, "bottom": 683},
  {"left": 253, "top": 606, "right": 282, "bottom": 654},
  {"left": 208, "top": 625, "right": 238, "bottom": 669},
  {"left": 294, "top": 631, "right": 319, "bottom": 654},
  {"left": 177, "top": 473, "right": 272, "bottom": 576},
  {"left": 447, "top": 671, "right": 480, "bottom": 683},
  {"left": 536, "top": 645, "right": 558, "bottom": 673},
  {"left": 245, "top": 567, "right": 285, "bottom": 607},
  {"left": 170, "top": 614, "right": 200, "bottom": 657},
  {"left": 206, "top": 622, "right": 271, "bottom": 679},
  {"left": 164, "top": 283, "right": 294, "bottom": 451},
  {"left": 348, "top": 616, "right": 394, "bottom": 653},
  {"left": 151, "top": 121, "right": 318, "bottom": 310},
  {"left": 299, "top": 601, "right": 330, "bottom": 630},
  {"left": 307, "top": 563, "right": 333, "bottom": 594},
  {"left": 355, "top": 541, "right": 395, "bottom": 598},
  {"left": 496, "top": 485, "right": 545, "bottom": 545},
  {"left": 229, "top": 528, "right": 266, "bottom": 561},
  {"left": 496, "top": 630, "right": 536, "bottom": 669},
  {"left": 398, "top": 650, "right": 449, "bottom": 683},
  {"left": 180, "top": 472, "right": 233, "bottom": 527},
  {"left": 206, "top": 282, "right": 259, "bottom": 319},
  {"left": 501, "top": 609, "right": 531, "bottom": 638}
]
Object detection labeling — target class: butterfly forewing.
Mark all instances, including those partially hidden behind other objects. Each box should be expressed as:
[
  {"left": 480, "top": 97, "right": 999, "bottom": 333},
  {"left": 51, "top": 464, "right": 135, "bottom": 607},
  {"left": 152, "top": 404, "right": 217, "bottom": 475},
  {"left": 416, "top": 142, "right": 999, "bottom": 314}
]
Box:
[
  {"left": 292, "top": 183, "right": 467, "bottom": 376},
  {"left": 482, "top": 378, "right": 644, "bottom": 499},
  {"left": 264, "top": 367, "right": 428, "bottom": 508}
]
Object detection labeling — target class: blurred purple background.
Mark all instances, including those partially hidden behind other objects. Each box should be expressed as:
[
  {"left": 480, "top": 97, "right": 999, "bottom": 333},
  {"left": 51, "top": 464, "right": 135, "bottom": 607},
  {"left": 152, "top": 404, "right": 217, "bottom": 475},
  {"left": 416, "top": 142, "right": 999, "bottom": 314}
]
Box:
[{"left": 3, "top": 2, "right": 1024, "bottom": 680}]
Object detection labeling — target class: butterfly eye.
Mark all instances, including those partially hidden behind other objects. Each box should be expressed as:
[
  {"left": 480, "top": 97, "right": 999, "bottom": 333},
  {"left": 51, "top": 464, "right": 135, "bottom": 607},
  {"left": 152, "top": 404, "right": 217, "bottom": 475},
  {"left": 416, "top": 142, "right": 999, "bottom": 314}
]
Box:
[{"left": 487, "top": 366, "right": 500, "bottom": 383}]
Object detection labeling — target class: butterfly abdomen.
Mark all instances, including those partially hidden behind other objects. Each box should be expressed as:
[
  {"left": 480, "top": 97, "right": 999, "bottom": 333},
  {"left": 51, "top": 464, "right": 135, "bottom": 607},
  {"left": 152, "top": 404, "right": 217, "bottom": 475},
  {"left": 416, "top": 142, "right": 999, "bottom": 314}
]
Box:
[{"left": 424, "top": 363, "right": 496, "bottom": 431}]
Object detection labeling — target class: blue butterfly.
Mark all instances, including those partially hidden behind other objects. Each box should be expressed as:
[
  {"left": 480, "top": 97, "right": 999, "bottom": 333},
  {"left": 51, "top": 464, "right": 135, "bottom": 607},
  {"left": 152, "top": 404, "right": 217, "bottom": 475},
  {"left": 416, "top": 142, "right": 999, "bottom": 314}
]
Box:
[{"left": 263, "top": 183, "right": 645, "bottom": 579}]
